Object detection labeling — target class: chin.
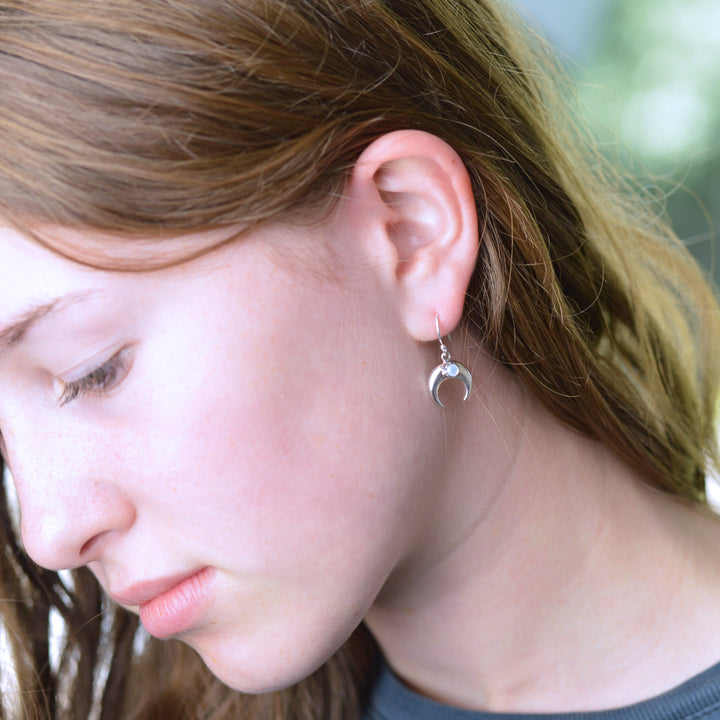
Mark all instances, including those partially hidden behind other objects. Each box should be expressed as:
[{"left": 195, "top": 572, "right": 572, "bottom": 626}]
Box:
[
  {"left": 198, "top": 654, "right": 329, "bottom": 695},
  {"left": 187, "top": 628, "right": 350, "bottom": 694}
]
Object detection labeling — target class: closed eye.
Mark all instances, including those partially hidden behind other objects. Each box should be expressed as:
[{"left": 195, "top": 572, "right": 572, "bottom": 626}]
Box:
[{"left": 57, "top": 348, "right": 132, "bottom": 406}]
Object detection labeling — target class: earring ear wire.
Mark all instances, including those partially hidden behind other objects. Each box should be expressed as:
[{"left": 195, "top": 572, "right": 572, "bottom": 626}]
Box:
[{"left": 428, "top": 314, "right": 472, "bottom": 408}]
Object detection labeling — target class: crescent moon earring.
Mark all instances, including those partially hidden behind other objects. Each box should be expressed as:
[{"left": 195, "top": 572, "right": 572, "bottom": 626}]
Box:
[{"left": 428, "top": 314, "right": 472, "bottom": 408}]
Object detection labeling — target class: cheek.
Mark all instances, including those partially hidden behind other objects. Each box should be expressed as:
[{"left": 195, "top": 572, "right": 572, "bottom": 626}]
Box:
[
  {"left": 183, "top": 352, "right": 432, "bottom": 566},
  {"left": 128, "top": 344, "right": 437, "bottom": 692},
  {"left": 104, "top": 260, "right": 446, "bottom": 690},
  {"left": 135, "top": 280, "right": 437, "bottom": 571}
]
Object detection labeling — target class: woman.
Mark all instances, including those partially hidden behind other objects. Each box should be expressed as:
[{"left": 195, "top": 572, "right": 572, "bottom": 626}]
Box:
[{"left": 0, "top": 1, "right": 719, "bottom": 719}]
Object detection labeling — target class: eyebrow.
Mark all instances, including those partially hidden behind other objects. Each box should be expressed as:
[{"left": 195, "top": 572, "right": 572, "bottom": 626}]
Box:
[{"left": 0, "top": 291, "right": 97, "bottom": 353}]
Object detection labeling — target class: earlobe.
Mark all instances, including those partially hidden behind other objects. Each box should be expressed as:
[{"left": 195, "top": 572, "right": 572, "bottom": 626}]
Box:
[{"left": 349, "top": 130, "right": 479, "bottom": 342}]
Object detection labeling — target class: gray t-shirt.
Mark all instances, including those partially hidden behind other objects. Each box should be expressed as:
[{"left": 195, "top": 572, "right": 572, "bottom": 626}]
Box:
[{"left": 364, "top": 662, "right": 720, "bottom": 720}]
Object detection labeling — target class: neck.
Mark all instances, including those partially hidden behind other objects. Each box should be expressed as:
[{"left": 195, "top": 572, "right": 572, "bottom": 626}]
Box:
[{"left": 365, "top": 366, "right": 720, "bottom": 713}]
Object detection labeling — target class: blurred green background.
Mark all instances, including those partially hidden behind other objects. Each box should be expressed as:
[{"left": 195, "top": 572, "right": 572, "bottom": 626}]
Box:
[{"left": 513, "top": 0, "right": 719, "bottom": 288}]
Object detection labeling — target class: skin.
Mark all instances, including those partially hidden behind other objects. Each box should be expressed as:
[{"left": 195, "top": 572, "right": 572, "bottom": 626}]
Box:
[
  {"left": 0, "top": 217, "right": 443, "bottom": 692},
  {"left": 2, "top": 131, "right": 720, "bottom": 711}
]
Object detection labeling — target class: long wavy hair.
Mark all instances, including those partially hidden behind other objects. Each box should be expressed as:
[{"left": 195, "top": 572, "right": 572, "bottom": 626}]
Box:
[{"left": 0, "top": 1, "right": 718, "bottom": 717}]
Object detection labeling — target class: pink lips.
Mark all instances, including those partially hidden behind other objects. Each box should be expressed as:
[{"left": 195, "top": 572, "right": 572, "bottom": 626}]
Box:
[{"left": 112, "top": 567, "right": 214, "bottom": 639}]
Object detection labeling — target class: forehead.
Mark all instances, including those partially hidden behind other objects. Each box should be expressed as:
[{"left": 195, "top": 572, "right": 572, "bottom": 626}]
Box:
[
  {"left": 0, "top": 221, "right": 248, "bottom": 305},
  {"left": 0, "top": 225, "right": 104, "bottom": 309}
]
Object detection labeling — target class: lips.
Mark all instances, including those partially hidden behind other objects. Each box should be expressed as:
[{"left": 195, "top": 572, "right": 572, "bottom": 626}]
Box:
[{"left": 111, "top": 567, "right": 214, "bottom": 638}]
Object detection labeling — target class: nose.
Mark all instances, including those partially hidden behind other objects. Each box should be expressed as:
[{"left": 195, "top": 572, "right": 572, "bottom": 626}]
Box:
[{"left": 3, "top": 420, "right": 136, "bottom": 571}]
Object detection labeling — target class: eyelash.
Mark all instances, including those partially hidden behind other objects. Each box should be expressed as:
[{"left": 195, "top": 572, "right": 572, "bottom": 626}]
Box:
[{"left": 57, "top": 349, "right": 130, "bottom": 407}]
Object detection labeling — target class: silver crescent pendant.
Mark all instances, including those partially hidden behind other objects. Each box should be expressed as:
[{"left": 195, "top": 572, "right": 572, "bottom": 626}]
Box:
[{"left": 428, "top": 361, "right": 472, "bottom": 408}]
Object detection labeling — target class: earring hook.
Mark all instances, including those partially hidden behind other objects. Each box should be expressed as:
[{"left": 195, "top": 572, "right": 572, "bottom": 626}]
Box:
[
  {"left": 435, "top": 313, "right": 451, "bottom": 366},
  {"left": 428, "top": 313, "right": 472, "bottom": 407}
]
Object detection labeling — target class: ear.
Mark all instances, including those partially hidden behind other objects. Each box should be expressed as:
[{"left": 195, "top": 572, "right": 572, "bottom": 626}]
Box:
[{"left": 343, "top": 130, "right": 479, "bottom": 341}]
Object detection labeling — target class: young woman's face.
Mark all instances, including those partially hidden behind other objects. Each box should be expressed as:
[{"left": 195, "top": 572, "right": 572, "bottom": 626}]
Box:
[{"left": 0, "top": 219, "right": 444, "bottom": 691}]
